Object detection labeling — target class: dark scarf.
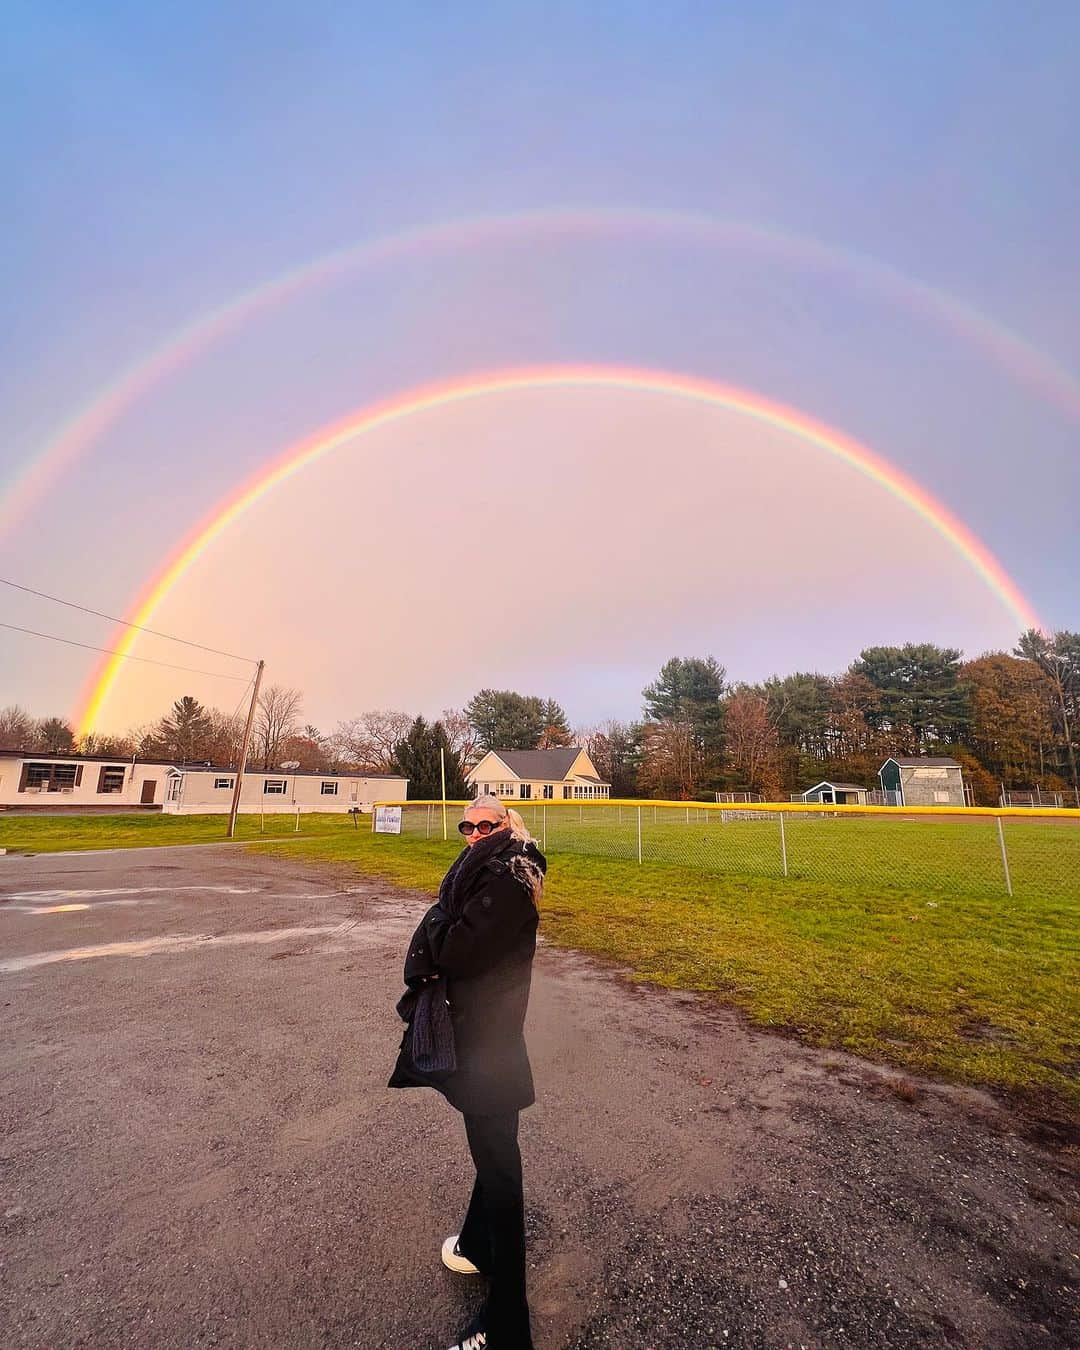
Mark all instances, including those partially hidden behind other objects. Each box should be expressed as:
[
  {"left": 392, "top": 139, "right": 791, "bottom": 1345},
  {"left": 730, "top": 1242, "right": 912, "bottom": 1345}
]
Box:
[{"left": 438, "top": 826, "right": 518, "bottom": 917}]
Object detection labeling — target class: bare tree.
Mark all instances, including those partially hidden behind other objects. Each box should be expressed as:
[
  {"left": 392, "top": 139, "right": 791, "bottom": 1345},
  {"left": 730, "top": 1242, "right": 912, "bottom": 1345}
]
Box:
[
  {"left": 254, "top": 685, "right": 303, "bottom": 770},
  {"left": 331, "top": 709, "right": 412, "bottom": 772},
  {"left": 724, "top": 687, "right": 782, "bottom": 797},
  {"left": 0, "top": 705, "right": 36, "bottom": 750},
  {"left": 440, "top": 708, "right": 481, "bottom": 771}
]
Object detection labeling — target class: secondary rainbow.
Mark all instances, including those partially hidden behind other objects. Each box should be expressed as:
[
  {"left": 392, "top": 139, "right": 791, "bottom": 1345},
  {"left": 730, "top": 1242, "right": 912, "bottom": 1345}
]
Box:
[
  {"left": 8, "top": 205, "right": 1080, "bottom": 543},
  {"left": 75, "top": 363, "right": 1042, "bottom": 734}
]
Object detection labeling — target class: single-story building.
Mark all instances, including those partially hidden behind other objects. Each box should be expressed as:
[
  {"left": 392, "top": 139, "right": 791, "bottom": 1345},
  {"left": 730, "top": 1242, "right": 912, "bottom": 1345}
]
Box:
[
  {"left": 799, "top": 780, "right": 870, "bottom": 806},
  {"left": 0, "top": 750, "right": 171, "bottom": 810},
  {"left": 0, "top": 750, "right": 407, "bottom": 814},
  {"left": 878, "top": 756, "right": 966, "bottom": 807},
  {"left": 163, "top": 767, "right": 407, "bottom": 814},
  {"left": 467, "top": 747, "right": 611, "bottom": 801}
]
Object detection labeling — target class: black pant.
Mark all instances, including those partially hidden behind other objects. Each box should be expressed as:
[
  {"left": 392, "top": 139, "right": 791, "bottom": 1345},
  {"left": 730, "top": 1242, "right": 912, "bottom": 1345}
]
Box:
[{"left": 457, "top": 1111, "right": 533, "bottom": 1348}]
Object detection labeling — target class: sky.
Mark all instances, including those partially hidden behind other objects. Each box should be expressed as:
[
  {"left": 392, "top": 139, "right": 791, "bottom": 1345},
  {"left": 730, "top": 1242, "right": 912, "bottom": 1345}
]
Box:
[{"left": 2, "top": 2, "right": 1078, "bottom": 735}]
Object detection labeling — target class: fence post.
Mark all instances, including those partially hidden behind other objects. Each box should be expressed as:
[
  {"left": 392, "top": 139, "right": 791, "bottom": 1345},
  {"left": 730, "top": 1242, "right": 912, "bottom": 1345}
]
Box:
[
  {"left": 542, "top": 803, "right": 547, "bottom": 852},
  {"left": 295, "top": 805, "right": 300, "bottom": 833},
  {"left": 779, "top": 810, "right": 788, "bottom": 878},
  {"left": 636, "top": 805, "right": 642, "bottom": 864},
  {"left": 996, "top": 816, "right": 1013, "bottom": 897}
]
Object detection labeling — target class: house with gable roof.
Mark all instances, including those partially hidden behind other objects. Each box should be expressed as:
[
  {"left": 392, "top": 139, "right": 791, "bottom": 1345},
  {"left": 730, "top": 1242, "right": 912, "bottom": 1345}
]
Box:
[{"left": 466, "top": 746, "right": 611, "bottom": 801}]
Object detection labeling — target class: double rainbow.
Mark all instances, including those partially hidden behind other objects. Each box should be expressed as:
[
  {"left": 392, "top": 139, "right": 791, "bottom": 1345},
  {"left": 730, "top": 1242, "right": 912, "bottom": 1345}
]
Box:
[{"left": 75, "top": 364, "right": 1040, "bottom": 734}]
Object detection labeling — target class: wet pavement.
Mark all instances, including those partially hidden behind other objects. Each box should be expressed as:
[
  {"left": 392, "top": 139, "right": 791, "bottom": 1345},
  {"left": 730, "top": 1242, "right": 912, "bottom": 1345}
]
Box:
[{"left": 0, "top": 845, "right": 1076, "bottom": 1348}]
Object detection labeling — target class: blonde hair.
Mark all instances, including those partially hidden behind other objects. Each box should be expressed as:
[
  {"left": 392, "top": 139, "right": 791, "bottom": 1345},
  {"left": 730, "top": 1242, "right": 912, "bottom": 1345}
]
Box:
[{"left": 465, "top": 794, "right": 545, "bottom": 907}]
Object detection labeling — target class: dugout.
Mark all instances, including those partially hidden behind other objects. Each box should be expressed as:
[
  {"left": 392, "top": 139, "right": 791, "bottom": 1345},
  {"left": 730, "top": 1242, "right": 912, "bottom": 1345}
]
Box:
[{"left": 799, "top": 780, "right": 870, "bottom": 806}]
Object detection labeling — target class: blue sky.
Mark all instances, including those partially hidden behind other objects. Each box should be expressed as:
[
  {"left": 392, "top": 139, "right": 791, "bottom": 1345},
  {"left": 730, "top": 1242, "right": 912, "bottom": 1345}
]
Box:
[{"left": 2, "top": 2, "right": 1078, "bottom": 728}]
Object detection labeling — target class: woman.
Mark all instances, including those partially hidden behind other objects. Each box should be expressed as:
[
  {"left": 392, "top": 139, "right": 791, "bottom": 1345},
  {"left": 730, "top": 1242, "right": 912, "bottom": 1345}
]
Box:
[{"left": 389, "top": 794, "right": 546, "bottom": 1350}]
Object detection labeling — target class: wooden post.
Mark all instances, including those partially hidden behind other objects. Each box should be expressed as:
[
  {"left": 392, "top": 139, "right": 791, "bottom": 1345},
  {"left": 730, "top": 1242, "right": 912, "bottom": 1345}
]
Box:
[{"left": 227, "top": 660, "right": 264, "bottom": 839}]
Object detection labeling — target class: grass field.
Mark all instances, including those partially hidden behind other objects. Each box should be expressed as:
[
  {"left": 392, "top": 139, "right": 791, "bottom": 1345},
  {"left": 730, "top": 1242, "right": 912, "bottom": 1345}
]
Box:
[{"left": 3, "top": 809, "right": 1077, "bottom": 1117}]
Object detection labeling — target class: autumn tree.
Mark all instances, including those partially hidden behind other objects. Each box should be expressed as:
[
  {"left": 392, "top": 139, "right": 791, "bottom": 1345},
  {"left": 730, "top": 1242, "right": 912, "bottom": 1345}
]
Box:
[
  {"left": 636, "top": 717, "right": 699, "bottom": 798},
  {"left": 577, "top": 719, "right": 640, "bottom": 797},
  {"left": 1015, "top": 629, "right": 1080, "bottom": 789},
  {"left": 961, "top": 653, "right": 1057, "bottom": 785},
  {"left": 724, "top": 686, "right": 782, "bottom": 797},
  {"left": 439, "top": 708, "right": 482, "bottom": 772}
]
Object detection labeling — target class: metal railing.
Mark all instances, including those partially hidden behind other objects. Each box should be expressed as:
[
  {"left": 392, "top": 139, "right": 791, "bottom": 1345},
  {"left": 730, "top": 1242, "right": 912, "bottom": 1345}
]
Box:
[{"left": 372, "top": 799, "right": 1080, "bottom": 902}]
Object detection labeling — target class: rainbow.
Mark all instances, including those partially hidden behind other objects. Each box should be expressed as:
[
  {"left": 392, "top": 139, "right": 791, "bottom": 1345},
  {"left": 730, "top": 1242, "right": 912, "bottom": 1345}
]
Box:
[
  {"left": 75, "top": 364, "right": 1041, "bottom": 734},
  {"left": 7, "top": 205, "right": 1080, "bottom": 542}
]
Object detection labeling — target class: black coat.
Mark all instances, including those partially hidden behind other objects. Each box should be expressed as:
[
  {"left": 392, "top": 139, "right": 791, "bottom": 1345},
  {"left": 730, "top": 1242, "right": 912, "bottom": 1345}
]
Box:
[{"left": 388, "top": 837, "right": 544, "bottom": 1115}]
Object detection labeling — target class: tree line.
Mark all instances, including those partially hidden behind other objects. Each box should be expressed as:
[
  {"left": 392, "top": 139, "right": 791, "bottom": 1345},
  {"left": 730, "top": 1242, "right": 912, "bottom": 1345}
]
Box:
[{"left": 2, "top": 628, "right": 1076, "bottom": 805}]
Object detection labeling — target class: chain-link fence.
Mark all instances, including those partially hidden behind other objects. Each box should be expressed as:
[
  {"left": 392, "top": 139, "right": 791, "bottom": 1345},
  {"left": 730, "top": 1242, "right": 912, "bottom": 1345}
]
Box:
[{"left": 375, "top": 800, "right": 1080, "bottom": 903}]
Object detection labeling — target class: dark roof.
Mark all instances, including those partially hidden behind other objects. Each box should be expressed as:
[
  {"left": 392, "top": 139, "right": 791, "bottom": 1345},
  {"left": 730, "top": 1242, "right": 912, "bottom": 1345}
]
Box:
[
  {"left": 888, "top": 756, "right": 961, "bottom": 768},
  {"left": 479, "top": 747, "right": 583, "bottom": 780},
  {"left": 574, "top": 773, "right": 610, "bottom": 785}
]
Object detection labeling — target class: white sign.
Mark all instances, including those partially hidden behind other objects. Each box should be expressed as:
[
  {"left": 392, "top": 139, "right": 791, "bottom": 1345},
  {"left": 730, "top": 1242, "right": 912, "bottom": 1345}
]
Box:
[{"left": 374, "top": 806, "right": 402, "bottom": 834}]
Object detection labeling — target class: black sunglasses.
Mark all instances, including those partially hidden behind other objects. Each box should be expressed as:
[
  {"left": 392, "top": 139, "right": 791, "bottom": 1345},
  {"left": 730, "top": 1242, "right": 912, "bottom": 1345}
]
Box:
[{"left": 458, "top": 819, "right": 502, "bottom": 836}]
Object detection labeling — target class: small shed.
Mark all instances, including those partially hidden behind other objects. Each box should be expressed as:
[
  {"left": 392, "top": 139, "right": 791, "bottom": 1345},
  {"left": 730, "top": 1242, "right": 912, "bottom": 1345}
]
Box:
[
  {"left": 800, "top": 780, "right": 870, "bottom": 806},
  {"left": 878, "top": 756, "right": 965, "bottom": 807}
]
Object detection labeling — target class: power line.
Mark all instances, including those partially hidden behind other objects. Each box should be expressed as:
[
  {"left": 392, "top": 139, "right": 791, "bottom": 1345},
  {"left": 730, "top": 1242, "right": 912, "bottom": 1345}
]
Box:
[
  {"left": 0, "top": 577, "right": 256, "bottom": 664},
  {"left": 0, "top": 621, "right": 252, "bottom": 682}
]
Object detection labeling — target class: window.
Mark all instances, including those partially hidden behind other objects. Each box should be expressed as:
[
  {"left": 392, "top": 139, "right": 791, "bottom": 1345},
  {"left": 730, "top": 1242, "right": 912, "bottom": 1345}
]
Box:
[
  {"left": 542, "top": 784, "right": 553, "bottom": 799},
  {"left": 320, "top": 781, "right": 338, "bottom": 796},
  {"left": 263, "top": 779, "right": 287, "bottom": 795},
  {"left": 98, "top": 765, "right": 125, "bottom": 793},
  {"left": 520, "top": 783, "right": 531, "bottom": 799},
  {"left": 934, "top": 790, "right": 950, "bottom": 803},
  {"left": 497, "top": 783, "right": 514, "bottom": 797},
  {"left": 563, "top": 786, "right": 572, "bottom": 799},
  {"left": 214, "top": 777, "right": 234, "bottom": 790},
  {"left": 23, "top": 762, "right": 79, "bottom": 792}
]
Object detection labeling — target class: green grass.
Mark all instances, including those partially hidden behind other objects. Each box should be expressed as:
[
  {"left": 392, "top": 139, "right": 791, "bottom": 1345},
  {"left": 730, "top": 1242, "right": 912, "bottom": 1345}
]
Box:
[
  {"left": 4, "top": 810, "right": 1077, "bottom": 1116},
  {"left": 0, "top": 811, "right": 352, "bottom": 851}
]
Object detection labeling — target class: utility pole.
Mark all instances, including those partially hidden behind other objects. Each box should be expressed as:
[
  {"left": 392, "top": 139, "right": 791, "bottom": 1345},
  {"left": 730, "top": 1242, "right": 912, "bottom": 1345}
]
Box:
[{"left": 227, "top": 659, "right": 265, "bottom": 839}]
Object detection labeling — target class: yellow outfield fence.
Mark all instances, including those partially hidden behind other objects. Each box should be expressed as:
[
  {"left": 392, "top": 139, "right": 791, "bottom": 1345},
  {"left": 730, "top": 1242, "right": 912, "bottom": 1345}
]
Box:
[{"left": 371, "top": 798, "right": 1080, "bottom": 902}]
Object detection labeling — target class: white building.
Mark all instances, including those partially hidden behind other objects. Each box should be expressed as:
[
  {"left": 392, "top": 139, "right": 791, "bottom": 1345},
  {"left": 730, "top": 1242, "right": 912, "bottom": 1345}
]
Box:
[
  {"left": 466, "top": 747, "right": 611, "bottom": 801},
  {"left": 878, "top": 756, "right": 967, "bottom": 807},
  {"left": 0, "top": 750, "right": 406, "bottom": 815},
  {"left": 163, "top": 766, "right": 406, "bottom": 814},
  {"left": 0, "top": 751, "right": 172, "bottom": 810}
]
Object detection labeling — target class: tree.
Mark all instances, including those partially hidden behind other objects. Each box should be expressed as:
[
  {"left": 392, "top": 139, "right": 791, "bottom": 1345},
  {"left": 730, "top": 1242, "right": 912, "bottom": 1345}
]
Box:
[
  {"left": 537, "top": 698, "right": 572, "bottom": 749},
  {"left": 391, "top": 717, "right": 469, "bottom": 799},
  {"left": 254, "top": 685, "right": 303, "bottom": 770},
  {"left": 36, "top": 717, "right": 75, "bottom": 752},
  {"left": 724, "top": 686, "right": 782, "bottom": 797},
  {"left": 636, "top": 717, "right": 698, "bottom": 799},
  {"left": 641, "top": 656, "right": 727, "bottom": 785},
  {"left": 279, "top": 726, "right": 332, "bottom": 772},
  {"left": 331, "top": 710, "right": 413, "bottom": 772},
  {"left": 0, "top": 705, "right": 35, "bottom": 750},
  {"left": 440, "top": 708, "right": 481, "bottom": 771},
  {"left": 156, "top": 696, "right": 213, "bottom": 763},
  {"left": 763, "top": 672, "right": 832, "bottom": 760},
  {"left": 961, "top": 653, "right": 1057, "bottom": 786},
  {"left": 577, "top": 719, "right": 640, "bottom": 797},
  {"left": 851, "top": 644, "right": 970, "bottom": 750},
  {"left": 77, "top": 731, "right": 135, "bottom": 757},
  {"left": 1015, "top": 629, "right": 1080, "bottom": 789},
  {"left": 465, "top": 689, "right": 547, "bottom": 751}
]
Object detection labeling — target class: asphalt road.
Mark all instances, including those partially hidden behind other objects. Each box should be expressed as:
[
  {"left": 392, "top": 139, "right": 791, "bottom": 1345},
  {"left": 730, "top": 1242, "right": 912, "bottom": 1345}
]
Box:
[{"left": 0, "top": 845, "right": 1076, "bottom": 1349}]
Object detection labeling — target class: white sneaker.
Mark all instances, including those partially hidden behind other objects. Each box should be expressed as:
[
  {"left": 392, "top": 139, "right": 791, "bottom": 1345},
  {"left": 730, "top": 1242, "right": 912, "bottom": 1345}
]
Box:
[
  {"left": 441, "top": 1233, "right": 481, "bottom": 1275},
  {"left": 447, "top": 1332, "right": 486, "bottom": 1350}
]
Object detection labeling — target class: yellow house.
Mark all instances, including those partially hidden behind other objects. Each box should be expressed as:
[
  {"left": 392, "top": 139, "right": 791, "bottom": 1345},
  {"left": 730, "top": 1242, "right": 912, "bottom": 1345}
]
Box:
[{"left": 467, "top": 747, "right": 611, "bottom": 801}]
